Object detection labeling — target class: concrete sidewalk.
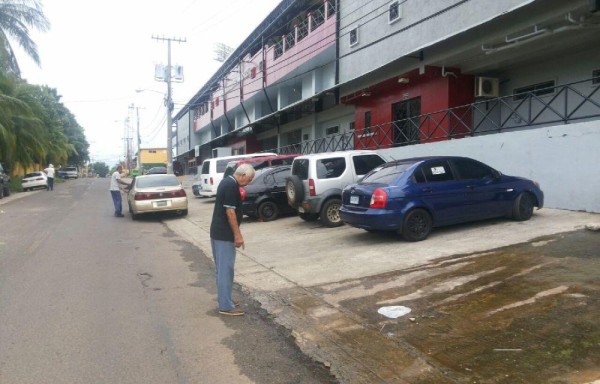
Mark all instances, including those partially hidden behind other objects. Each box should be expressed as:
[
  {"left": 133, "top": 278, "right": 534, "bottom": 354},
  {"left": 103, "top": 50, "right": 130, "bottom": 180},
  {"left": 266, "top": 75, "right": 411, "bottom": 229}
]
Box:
[{"left": 166, "top": 194, "right": 600, "bottom": 384}]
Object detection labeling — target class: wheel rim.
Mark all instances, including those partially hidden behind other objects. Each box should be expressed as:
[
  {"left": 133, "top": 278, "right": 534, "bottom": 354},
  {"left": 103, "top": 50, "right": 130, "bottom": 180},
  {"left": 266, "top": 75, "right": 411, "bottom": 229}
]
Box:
[
  {"left": 287, "top": 184, "right": 295, "bottom": 200},
  {"left": 327, "top": 203, "right": 340, "bottom": 223},
  {"left": 520, "top": 194, "right": 534, "bottom": 217},
  {"left": 407, "top": 212, "right": 428, "bottom": 236},
  {"left": 261, "top": 204, "right": 275, "bottom": 219}
]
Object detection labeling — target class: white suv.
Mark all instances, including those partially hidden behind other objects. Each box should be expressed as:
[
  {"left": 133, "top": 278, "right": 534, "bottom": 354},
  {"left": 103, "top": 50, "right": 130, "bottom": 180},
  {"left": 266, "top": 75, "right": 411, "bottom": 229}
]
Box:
[{"left": 286, "top": 150, "right": 386, "bottom": 227}]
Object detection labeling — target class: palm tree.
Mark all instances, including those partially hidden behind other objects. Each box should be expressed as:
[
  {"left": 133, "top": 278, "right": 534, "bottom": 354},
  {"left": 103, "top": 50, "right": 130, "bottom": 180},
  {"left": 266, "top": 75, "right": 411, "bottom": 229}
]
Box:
[{"left": 0, "top": 0, "right": 50, "bottom": 76}]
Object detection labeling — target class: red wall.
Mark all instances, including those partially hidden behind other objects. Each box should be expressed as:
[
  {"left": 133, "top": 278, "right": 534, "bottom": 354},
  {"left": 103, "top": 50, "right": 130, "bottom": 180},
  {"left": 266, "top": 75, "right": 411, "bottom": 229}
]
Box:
[{"left": 346, "top": 66, "right": 474, "bottom": 149}]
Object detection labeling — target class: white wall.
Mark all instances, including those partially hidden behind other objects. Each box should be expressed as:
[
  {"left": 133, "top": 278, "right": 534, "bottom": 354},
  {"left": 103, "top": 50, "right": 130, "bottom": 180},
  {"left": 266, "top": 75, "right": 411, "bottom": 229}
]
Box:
[{"left": 378, "top": 121, "right": 600, "bottom": 213}]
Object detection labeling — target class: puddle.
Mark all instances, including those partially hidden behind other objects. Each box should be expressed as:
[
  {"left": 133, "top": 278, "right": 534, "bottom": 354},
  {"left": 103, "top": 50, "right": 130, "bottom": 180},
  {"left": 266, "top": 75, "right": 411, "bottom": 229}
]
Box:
[{"left": 311, "top": 230, "right": 600, "bottom": 383}]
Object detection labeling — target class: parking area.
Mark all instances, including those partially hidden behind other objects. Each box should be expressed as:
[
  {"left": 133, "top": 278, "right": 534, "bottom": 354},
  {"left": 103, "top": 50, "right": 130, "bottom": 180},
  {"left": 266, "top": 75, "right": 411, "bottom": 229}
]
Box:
[{"left": 168, "top": 184, "right": 600, "bottom": 383}]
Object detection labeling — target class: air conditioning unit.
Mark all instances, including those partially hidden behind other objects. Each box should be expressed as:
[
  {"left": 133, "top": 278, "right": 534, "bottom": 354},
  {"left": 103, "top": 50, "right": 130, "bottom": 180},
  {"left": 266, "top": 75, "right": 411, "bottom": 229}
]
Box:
[{"left": 475, "top": 77, "right": 499, "bottom": 98}]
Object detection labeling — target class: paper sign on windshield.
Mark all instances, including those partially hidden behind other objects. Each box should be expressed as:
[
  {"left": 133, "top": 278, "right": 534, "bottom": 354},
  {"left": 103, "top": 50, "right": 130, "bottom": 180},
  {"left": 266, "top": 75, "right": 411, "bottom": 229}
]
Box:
[{"left": 431, "top": 166, "right": 446, "bottom": 175}]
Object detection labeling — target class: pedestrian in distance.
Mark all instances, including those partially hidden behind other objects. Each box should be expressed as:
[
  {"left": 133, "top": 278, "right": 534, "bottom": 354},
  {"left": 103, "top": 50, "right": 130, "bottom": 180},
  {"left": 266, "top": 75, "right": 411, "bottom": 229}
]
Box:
[
  {"left": 43, "top": 164, "right": 55, "bottom": 191},
  {"left": 109, "top": 165, "right": 130, "bottom": 217},
  {"left": 210, "top": 163, "right": 255, "bottom": 316}
]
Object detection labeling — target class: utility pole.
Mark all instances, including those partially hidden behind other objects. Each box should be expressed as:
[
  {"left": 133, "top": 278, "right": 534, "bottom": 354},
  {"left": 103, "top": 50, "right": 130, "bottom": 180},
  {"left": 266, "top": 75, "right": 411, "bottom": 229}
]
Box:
[{"left": 152, "top": 35, "right": 186, "bottom": 174}]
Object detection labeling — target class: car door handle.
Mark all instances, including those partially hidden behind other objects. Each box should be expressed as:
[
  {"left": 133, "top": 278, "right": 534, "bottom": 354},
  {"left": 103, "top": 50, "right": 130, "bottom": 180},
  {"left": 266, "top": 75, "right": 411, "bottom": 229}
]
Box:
[
  {"left": 466, "top": 185, "right": 475, "bottom": 190},
  {"left": 421, "top": 187, "right": 432, "bottom": 193}
]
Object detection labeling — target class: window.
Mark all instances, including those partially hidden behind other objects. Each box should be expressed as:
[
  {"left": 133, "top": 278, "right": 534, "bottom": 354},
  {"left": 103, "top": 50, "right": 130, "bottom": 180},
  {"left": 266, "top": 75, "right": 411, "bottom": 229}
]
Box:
[
  {"left": 292, "top": 159, "right": 309, "bottom": 180},
  {"left": 317, "top": 157, "right": 346, "bottom": 179},
  {"left": 452, "top": 158, "right": 494, "bottom": 180},
  {"left": 353, "top": 155, "right": 386, "bottom": 176},
  {"left": 417, "top": 161, "right": 454, "bottom": 183},
  {"left": 349, "top": 27, "right": 358, "bottom": 47},
  {"left": 349, "top": 122, "right": 355, "bottom": 130},
  {"left": 593, "top": 69, "right": 600, "bottom": 85},
  {"left": 325, "top": 126, "right": 339, "bottom": 135},
  {"left": 513, "top": 80, "right": 555, "bottom": 101},
  {"left": 389, "top": 1, "right": 401, "bottom": 24}
]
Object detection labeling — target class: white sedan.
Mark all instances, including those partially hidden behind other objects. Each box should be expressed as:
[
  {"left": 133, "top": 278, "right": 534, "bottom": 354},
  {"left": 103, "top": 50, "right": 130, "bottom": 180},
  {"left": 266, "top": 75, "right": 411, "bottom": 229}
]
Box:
[
  {"left": 126, "top": 174, "right": 188, "bottom": 219},
  {"left": 21, "top": 172, "right": 48, "bottom": 191}
]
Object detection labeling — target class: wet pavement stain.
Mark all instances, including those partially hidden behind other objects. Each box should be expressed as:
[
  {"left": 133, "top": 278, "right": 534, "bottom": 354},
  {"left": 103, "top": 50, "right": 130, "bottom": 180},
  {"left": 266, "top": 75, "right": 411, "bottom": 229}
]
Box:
[{"left": 307, "top": 230, "right": 600, "bottom": 383}]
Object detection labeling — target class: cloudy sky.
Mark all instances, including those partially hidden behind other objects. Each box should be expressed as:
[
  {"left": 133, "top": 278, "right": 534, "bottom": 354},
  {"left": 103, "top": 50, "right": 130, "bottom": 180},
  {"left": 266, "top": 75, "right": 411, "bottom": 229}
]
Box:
[{"left": 17, "top": 0, "right": 282, "bottom": 166}]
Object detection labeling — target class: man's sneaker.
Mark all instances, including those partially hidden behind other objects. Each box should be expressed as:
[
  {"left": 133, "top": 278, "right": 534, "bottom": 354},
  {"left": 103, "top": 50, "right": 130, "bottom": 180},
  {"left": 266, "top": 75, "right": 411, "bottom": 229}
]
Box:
[{"left": 219, "top": 309, "right": 245, "bottom": 316}]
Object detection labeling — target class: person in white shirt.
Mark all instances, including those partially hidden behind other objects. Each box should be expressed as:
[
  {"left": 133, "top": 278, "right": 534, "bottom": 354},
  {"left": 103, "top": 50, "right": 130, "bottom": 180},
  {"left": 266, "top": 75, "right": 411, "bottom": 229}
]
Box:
[
  {"left": 43, "top": 164, "right": 55, "bottom": 191},
  {"left": 109, "top": 165, "right": 130, "bottom": 217}
]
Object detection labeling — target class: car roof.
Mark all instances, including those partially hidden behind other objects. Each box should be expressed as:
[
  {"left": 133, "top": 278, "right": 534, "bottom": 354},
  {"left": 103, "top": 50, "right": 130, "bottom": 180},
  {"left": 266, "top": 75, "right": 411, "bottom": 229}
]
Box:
[{"left": 293, "top": 150, "right": 377, "bottom": 160}]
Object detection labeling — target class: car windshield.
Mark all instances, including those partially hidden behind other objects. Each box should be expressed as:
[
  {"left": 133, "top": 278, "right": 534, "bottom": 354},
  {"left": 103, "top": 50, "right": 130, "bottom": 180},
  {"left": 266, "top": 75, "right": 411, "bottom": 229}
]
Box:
[
  {"left": 361, "top": 162, "right": 415, "bottom": 184},
  {"left": 65, "top": 167, "right": 77, "bottom": 171},
  {"left": 25, "top": 172, "right": 42, "bottom": 178},
  {"left": 136, "top": 175, "right": 180, "bottom": 188}
]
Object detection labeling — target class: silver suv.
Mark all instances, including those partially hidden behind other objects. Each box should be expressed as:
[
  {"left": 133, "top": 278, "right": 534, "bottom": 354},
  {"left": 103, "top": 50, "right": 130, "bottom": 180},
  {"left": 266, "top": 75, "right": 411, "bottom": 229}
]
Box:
[{"left": 286, "top": 150, "right": 386, "bottom": 227}]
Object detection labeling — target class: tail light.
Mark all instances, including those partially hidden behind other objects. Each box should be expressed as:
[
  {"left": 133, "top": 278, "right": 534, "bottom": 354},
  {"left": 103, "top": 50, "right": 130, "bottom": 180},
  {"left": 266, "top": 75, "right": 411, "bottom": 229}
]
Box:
[
  {"left": 135, "top": 189, "right": 186, "bottom": 201},
  {"left": 370, "top": 188, "right": 387, "bottom": 208},
  {"left": 240, "top": 187, "right": 246, "bottom": 201},
  {"left": 308, "top": 179, "right": 316, "bottom": 196},
  {"left": 210, "top": 177, "right": 214, "bottom": 185}
]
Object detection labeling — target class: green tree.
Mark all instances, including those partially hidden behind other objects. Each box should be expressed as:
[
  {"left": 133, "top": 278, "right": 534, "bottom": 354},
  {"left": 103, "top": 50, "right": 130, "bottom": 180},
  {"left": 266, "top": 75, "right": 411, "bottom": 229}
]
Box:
[{"left": 0, "top": 0, "right": 50, "bottom": 76}]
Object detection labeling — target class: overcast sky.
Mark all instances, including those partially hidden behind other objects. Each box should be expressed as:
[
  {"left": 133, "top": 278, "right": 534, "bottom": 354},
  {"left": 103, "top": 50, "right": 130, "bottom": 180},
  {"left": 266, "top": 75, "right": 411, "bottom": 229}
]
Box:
[{"left": 17, "top": 0, "right": 281, "bottom": 166}]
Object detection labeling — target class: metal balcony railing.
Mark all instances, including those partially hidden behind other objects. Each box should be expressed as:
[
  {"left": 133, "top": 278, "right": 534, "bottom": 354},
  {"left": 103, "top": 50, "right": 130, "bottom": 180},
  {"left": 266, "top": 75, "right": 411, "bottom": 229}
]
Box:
[
  {"left": 268, "top": 78, "right": 600, "bottom": 155},
  {"left": 297, "top": 18, "right": 309, "bottom": 42},
  {"left": 311, "top": 6, "right": 325, "bottom": 31}
]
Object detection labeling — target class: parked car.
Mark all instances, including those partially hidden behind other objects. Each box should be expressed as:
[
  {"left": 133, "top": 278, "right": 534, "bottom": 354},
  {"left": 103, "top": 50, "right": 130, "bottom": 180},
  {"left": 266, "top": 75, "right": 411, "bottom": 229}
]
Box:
[
  {"left": 21, "top": 171, "right": 49, "bottom": 191},
  {"left": 241, "top": 165, "right": 295, "bottom": 221},
  {"left": 223, "top": 154, "right": 300, "bottom": 178},
  {"left": 62, "top": 166, "right": 79, "bottom": 179},
  {"left": 198, "top": 152, "right": 276, "bottom": 197},
  {"left": 126, "top": 174, "right": 188, "bottom": 219},
  {"left": 285, "top": 150, "right": 387, "bottom": 227},
  {"left": 339, "top": 156, "right": 544, "bottom": 241},
  {"left": 0, "top": 163, "right": 10, "bottom": 199},
  {"left": 146, "top": 166, "right": 167, "bottom": 174},
  {"left": 191, "top": 180, "right": 203, "bottom": 197}
]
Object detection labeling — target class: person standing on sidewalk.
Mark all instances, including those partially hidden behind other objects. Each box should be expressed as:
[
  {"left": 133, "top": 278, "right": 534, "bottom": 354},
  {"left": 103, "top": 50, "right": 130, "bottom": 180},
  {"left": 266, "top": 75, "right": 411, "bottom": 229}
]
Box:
[
  {"left": 109, "top": 165, "right": 130, "bottom": 217},
  {"left": 43, "top": 164, "right": 55, "bottom": 191},
  {"left": 210, "top": 163, "right": 255, "bottom": 316}
]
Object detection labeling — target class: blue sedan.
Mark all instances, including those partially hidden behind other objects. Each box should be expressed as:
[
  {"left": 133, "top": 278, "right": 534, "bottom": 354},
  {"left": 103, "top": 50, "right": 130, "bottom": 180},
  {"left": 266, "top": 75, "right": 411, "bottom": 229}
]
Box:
[{"left": 339, "top": 156, "right": 544, "bottom": 241}]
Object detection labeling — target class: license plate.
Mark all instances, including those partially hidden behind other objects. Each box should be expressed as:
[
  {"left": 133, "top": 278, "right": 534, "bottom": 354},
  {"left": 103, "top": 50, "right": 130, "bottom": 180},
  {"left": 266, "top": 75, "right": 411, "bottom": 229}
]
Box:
[
  {"left": 298, "top": 207, "right": 305, "bottom": 213},
  {"left": 156, "top": 200, "right": 168, "bottom": 207},
  {"left": 350, "top": 195, "right": 359, "bottom": 205}
]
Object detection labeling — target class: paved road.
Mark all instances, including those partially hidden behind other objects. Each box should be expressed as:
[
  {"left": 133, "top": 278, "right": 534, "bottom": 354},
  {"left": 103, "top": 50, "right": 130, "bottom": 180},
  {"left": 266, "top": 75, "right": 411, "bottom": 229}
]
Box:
[
  {"left": 172, "top": 177, "right": 600, "bottom": 383},
  {"left": 0, "top": 180, "right": 336, "bottom": 384}
]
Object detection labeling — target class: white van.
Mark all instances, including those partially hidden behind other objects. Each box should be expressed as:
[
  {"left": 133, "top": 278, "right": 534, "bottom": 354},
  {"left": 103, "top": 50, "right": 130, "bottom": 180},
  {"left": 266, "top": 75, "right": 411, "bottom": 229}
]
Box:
[{"left": 199, "top": 153, "right": 276, "bottom": 197}]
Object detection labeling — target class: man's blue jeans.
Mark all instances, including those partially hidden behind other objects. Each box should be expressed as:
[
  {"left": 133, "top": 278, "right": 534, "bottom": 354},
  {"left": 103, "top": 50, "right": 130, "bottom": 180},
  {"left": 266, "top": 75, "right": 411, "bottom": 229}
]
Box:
[
  {"left": 211, "top": 239, "right": 237, "bottom": 311},
  {"left": 110, "top": 190, "right": 122, "bottom": 216}
]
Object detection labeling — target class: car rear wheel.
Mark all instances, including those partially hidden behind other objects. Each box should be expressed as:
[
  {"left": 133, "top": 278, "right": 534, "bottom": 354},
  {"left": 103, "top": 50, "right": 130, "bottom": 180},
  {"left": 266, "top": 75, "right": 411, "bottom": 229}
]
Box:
[
  {"left": 285, "top": 176, "right": 304, "bottom": 205},
  {"left": 320, "top": 198, "right": 343, "bottom": 227},
  {"left": 512, "top": 192, "right": 534, "bottom": 221},
  {"left": 258, "top": 201, "right": 279, "bottom": 222},
  {"left": 299, "top": 212, "right": 319, "bottom": 221},
  {"left": 401, "top": 209, "right": 432, "bottom": 242},
  {"left": 0, "top": 186, "right": 4, "bottom": 199}
]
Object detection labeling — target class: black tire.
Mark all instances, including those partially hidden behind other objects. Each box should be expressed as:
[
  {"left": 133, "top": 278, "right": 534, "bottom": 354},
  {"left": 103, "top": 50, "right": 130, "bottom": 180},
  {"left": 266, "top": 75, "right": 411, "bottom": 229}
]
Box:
[
  {"left": 4, "top": 186, "right": 10, "bottom": 197},
  {"left": 285, "top": 176, "right": 304, "bottom": 205},
  {"left": 320, "top": 198, "right": 343, "bottom": 228},
  {"left": 23, "top": 187, "right": 29, "bottom": 192},
  {"left": 512, "top": 192, "right": 534, "bottom": 221},
  {"left": 0, "top": 186, "right": 4, "bottom": 199},
  {"left": 180, "top": 209, "right": 188, "bottom": 216},
  {"left": 299, "top": 212, "right": 319, "bottom": 222},
  {"left": 258, "top": 201, "right": 279, "bottom": 222},
  {"left": 401, "top": 208, "right": 432, "bottom": 242}
]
